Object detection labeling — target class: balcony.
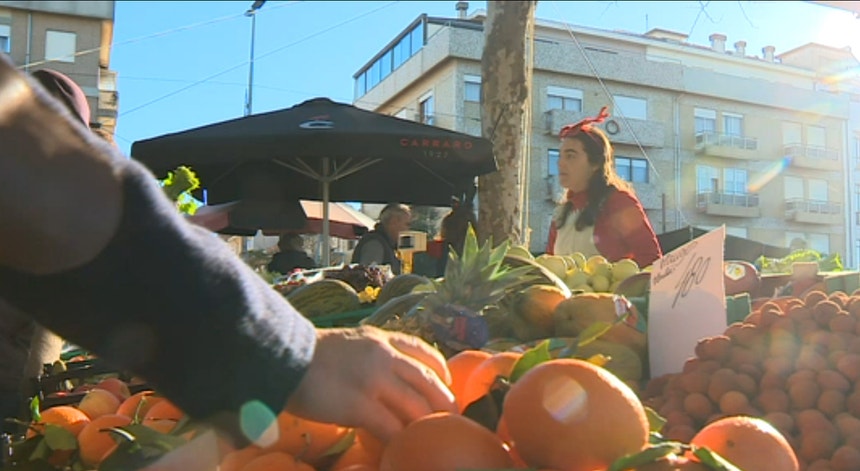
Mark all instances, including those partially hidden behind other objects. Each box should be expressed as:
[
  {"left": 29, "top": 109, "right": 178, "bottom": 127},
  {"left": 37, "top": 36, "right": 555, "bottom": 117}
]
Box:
[
  {"left": 545, "top": 111, "right": 665, "bottom": 147},
  {"left": 784, "top": 144, "right": 841, "bottom": 171},
  {"left": 695, "top": 132, "right": 759, "bottom": 160},
  {"left": 697, "top": 192, "right": 761, "bottom": 218},
  {"left": 785, "top": 198, "right": 843, "bottom": 225}
]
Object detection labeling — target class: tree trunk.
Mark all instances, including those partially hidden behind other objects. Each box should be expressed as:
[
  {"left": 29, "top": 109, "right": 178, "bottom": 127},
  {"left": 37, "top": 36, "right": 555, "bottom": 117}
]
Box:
[{"left": 477, "top": 0, "right": 536, "bottom": 246}]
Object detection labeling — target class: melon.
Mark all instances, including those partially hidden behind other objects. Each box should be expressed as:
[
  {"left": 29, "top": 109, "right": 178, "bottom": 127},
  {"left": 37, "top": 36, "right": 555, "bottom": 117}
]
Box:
[
  {"left": 286, "top": 279, "right": 361, "bottom": 318},
  {"left": 375, "top": 274, "right": 434, "bottom": 306}
]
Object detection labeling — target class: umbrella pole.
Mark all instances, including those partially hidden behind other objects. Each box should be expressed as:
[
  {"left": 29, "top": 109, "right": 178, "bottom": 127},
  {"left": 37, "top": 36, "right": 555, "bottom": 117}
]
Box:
[{"left": 321, "top": 157, "right": 331, "bottom": 267}]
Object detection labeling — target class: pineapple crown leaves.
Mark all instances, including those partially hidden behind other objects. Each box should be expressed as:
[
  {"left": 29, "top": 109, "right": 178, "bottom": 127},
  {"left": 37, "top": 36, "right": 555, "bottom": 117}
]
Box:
[{"left": 431, "top": 225, "right": 538, "bottom": 312}]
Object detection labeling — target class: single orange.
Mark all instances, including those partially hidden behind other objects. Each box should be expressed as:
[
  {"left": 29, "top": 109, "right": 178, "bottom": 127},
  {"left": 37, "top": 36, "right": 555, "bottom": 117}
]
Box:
[
  {"left": 77, "top": 388, "right": 121, "bottom": 420},
  {"left": 220, "top": 446, "right": 265, "bottom": 471},
  {"left": 261, "top": 410, "right": 350, "bottom": 465},
  {"left": 77, "top": 413, "right": 133, "bottom": 467},
  {"left": 240, "top": 451, "right": 314, "bottom": 471},
  {"left": 116, "top": 390, "right": 163, "bottom": 421},
  {"left": 501, "top": 358, "right": 649, "bottom": 471},
  {"left": 689, "top": 415, "right": 799, "bottom": 471},
  {"left": 329, "top": 437, "right": 382, "bottom": 470},
  {"left": 379, "top": 412, "right": 514, "bottom": 471},
  {"left": 459, "top": 351, "right": 522, "bottom": 412},
  {"left": 446, "top": 350, "right": 492, "bottom": 409},
  {"left": 141, "top": 398, "right": 185, "bottom": 433},
  {"left": 26, "top": 405, "right": 91, "bottom": 438}
]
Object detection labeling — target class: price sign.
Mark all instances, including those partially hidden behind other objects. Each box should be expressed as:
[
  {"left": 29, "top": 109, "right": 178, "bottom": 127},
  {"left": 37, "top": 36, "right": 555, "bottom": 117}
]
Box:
[{"left": 648, "top": 226, "right": 727, "bottom": 378}]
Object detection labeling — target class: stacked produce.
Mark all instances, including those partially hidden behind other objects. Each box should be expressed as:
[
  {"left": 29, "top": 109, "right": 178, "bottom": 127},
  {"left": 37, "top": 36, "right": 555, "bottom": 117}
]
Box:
[
  {"left": 530, "top": 251, "right": 644, "bottom": 293},
  {"left": 642, "top": 289, "right": 860, "bottom": 471}
]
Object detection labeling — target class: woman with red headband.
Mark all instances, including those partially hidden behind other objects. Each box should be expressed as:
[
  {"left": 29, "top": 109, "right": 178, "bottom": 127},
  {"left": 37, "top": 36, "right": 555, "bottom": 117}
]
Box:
[{"left": 546, "top": 107, "right": 662, "bottom": 268}]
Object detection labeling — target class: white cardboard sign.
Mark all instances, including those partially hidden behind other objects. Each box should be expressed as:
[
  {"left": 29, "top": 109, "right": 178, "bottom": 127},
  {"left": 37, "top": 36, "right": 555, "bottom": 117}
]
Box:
[{"left": 648, "top": 226, "right": 727, "bottom": 378}]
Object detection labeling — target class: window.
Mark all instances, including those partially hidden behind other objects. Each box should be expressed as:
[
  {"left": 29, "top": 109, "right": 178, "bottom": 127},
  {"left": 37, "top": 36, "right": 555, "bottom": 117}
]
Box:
[
  {"left": 807, "top": 125, "right": 826, "bottom": 148},
  {"left": 380, "top": 50, "right": 392, "bottom": 77},
  {"left": 548, "top": 149, "right": 559, "bottom": 176},
  {"left": 0, "top": 25, "right": 9, "bottom": 54},
  {"left": 396, "top": 34, "right": 411, "bottom": 67},
  {"left": 723, "top": 112, "right": 743, "bottom": 137},
  {"left": 464, "top": 75, "right": 481, "bottom": 103},
  {"left": 419, "top": 94, "right": 434, "bottom": 125},
  {"left": 410, "top": 24, "right": 423, "bottom": 56},
  {"left": 784, "top": 176, "right": 803, "bottom": 199},
  {"left": 696, "top": 165, "right": 719, "bottom": 193},
  {"left": 723, "top": 168, "right": 748, "bottom": 195},
  {"left": 615, "top": 156, "right": 649, "bottom": 183},
  {"left": 854, "top": 134, "right": 860, "bottom": 161},
  {"left": 809, "top": 178, "right": 828, "bottom": 201},
  {"left": 782, "top": 122, "right": 802, "bottom": 145},
  {"left": 547, "top": 86, "right": 582, "bottom": 111},
  {"left": 808, "top": 233, "right": 830, "bottom": 254},
  {"left": 725, "top": 226, "right": 748, "bottom": 238},
  {"left": 694, "top": 108, "right": 716, "bottom": 134},
  {"left": 45, "top": 30, "right": 76, "bottom": 63},
  {"left": 368, "top": 61, "right": 380, "bottom": 90},
  {"left": 613, "top": 95, "right": 647, "bottom": 120},
  {"left": 785, "top": 231, "right": 805, "bottom": 248}
]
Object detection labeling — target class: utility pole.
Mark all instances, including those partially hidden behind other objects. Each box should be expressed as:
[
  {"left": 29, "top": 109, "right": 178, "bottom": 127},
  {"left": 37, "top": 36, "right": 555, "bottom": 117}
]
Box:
[{"left": 245, "top": 0, "right": 266, "bottom": 117}]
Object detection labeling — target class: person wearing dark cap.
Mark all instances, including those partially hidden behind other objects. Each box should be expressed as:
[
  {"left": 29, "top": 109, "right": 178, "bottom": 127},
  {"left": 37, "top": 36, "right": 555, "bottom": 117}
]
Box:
[{"left": 0, "top": 54, "right": 455, "bottom": 448}]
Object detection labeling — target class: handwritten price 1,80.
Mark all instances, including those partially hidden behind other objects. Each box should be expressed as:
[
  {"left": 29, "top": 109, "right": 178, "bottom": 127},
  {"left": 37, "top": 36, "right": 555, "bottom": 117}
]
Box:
[{"left": 672, "top": 255, "right": 711, "bottom": 308}]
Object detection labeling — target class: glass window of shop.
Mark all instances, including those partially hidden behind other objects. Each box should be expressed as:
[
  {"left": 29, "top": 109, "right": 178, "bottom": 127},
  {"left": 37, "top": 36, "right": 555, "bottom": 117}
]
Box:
[
  {"left": 808, "top": 233, "right": 830, "bottom": 254},
  {"left": 0, "top": 24, "right": 9, "bottom": 54}
]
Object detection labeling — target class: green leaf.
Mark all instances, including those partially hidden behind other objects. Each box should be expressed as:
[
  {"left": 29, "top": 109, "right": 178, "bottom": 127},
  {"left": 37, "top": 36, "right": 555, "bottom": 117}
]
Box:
[
  {"left": 117, "top": 424, "right": 188, "bottom": 451},
  {"left": 693, "top": 446, "right": 743, "bottom": 471},
  {"left": 645, "top": 406, "right": 668, "bottom": 434},
  {"left": 43, "top": 424, "right": 78, "bottom": 451},
  {"left": 29, "top": 397, "right": 40, "bottom": 423},
  {"left": 28, "top": 437, "right": 51, "bottom": 461},
  {"left": 509, "top": 340, "right": 553, "bottom": 383},
  {"left": 98, "top": 424, "right": 188, "bottom": 471},
  {"left": 461, "top": 378, "right": 509, "bottom": 432},
  {"left": 575, "top": 321, "right": 614, "bottom": 348},
  {"left": 319, "top": 429, "right": 356, "bottom": 458},
  {"left": 608, "top": 442, "right": 686, "bottom": 471}
]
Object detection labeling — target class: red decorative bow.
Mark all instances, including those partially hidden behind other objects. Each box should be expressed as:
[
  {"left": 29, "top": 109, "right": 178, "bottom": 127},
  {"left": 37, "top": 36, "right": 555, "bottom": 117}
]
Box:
[{"left": 559, "top": 106, "right": 610, "bottom": 139}]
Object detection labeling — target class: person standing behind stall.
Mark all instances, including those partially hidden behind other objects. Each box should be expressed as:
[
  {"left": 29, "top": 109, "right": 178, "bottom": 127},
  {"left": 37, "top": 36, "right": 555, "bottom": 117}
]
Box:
[
  {"left": 268, "top": 234, "right": 317, "bottom": 275},
  {"left": 351, "top": 204, "right": 411, "bottom": 275},
  {"left": 437, "top": 196, "right": 477, "bottom": 275},
  {"left": 545, "top": 107, "right": 661, "bottom": 268}
]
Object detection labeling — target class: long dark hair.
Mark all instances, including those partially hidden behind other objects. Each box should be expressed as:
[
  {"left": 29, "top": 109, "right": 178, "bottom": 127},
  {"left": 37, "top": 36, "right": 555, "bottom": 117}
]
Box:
[{"left": 555, "top": 109, "right": 632, "bottom": 231}]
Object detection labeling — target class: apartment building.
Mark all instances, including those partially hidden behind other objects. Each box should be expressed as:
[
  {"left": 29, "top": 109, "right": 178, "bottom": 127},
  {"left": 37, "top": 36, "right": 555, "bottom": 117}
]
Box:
[
  {"left": 0, "top": 1, "right": 118, "bottom": 138},
  {"left": 352, "top": 5, "right": 860, "bottom": 266}
]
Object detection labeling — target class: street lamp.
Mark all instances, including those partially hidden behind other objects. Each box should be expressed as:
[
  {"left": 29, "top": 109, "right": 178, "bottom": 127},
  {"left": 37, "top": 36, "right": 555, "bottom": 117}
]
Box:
[{"left": 245, "top": 0, "right": 266, "bottom": 117}]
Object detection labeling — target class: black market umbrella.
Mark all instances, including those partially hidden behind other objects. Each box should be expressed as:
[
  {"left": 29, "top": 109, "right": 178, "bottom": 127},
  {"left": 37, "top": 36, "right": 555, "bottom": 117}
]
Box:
[
  {"left": 657, "top": 226, "right": 790, "bottom": 263},
  {"left": 131, "top": 97, "right": 498, "bottom": 266}
]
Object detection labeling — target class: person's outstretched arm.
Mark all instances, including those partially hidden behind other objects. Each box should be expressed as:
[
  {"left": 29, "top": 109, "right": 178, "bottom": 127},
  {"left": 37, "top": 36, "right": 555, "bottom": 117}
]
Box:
[{"left": 0, "top": 55, "right": 454, "bottom": 443}]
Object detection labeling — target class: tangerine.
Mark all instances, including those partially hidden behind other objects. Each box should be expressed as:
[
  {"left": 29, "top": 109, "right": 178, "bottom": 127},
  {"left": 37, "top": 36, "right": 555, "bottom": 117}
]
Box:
[
  {"left": 26, "top": 405, "right": 91, "bottom": 438},
  {"left": 116, "top": 390, "right": 163, "bottom": 420},
  {"left": 459, "top": 351, "right": 521, "bottom": 411},
  {"left": 77, "top": 388, "right": 121, "bottom": 420},
  {"left": 689, "top": 415, "right": 799, "bottom": 471},
  {"left": 240, "top": 451, "right": 314, "bottom": 471},
  {"left": 500, "top": 358, "right": 649, "bottom": 471},
  {"left": 446, "top": 350, "right": 492, "bottom": 410},
  {"left": 261, "top": 410, "right": 350, "bottom": 465},
  {"left": 77, "top": 413, "right": 133, "bottom": 467},
  {"left": 220, "top": 446, "right": 265, "bottom": 471},
  {"left": 379, "top": 412, "right": 513, "bottom": 471}
]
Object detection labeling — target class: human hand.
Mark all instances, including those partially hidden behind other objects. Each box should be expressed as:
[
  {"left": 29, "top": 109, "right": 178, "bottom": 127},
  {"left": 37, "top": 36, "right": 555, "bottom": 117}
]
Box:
[{"left": 285, "top": 326, "right": 456, "bottom": 442}]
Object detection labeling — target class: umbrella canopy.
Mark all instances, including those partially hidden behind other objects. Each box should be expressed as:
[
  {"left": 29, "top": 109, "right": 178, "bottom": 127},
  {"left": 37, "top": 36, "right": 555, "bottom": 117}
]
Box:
[
  {"left": 187, "top": 200, "right": 376, "bottom": 240},
  {"left": 131, "top": 97, "right": 497, "bottom": 265}
]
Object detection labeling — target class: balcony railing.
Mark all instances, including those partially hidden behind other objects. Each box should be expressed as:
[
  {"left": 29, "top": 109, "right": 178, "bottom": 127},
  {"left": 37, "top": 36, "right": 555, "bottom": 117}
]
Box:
[
  {"left": 784, "top": 144, "right": 839, "bottom": 162},
  {"left": 697, "top": 191, "right": 760, "bottom": 208},
  {"left": 695, "top": 132, "right": 758, "bottom": 151},
  {"left": 785, "top": 198, "right": 842, "bottom": 215}
]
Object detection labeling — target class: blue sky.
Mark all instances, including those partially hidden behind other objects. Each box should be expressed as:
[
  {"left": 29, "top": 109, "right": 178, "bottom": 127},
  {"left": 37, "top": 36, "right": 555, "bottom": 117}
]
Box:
[{"left": 111, "top": 1, "right": 860, "bottom": 163}]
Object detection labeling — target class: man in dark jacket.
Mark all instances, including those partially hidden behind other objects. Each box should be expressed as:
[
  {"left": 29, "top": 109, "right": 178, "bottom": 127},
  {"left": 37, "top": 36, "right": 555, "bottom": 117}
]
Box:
[{"left": 351, "top": 204, "right": 411, "bottom": 275}]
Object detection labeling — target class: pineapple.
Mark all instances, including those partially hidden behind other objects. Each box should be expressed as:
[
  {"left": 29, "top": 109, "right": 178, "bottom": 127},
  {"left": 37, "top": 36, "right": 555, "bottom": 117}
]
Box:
[{"left": 401, "top": 225, "right": 537, "bottom": 355}]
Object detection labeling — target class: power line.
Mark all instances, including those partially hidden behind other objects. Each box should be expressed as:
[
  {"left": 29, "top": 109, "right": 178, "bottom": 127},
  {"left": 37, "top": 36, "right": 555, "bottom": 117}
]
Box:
[
  {"left": 118, "top": 1, "right": 399, "bottom": 118},
  {"left": 17, "top": 1, "right": 302, "bottom": 70}
]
